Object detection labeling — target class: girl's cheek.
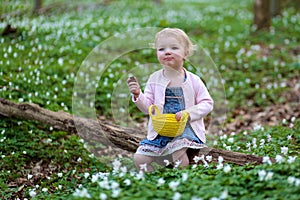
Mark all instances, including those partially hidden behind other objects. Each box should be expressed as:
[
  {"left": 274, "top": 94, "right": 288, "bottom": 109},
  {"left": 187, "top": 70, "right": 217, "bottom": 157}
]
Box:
[
  {"left": 157, "top": 52, "right": 164, "bottom": 59},
  {"left": 156, "top": 51, "right": 161, "bottom": 57},
  {"left": 170, "top": 49, "right": 176, "bottom": 54}
]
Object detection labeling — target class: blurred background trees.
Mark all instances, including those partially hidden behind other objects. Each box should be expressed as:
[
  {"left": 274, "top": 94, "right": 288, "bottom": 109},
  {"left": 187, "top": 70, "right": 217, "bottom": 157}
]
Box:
[
  {"left": 30, "top": 0, "right": 300, "bottom": 29},
  {"left": 253, "top": 0, "right": 300, "bottom": 30},
  {"left": 1, "top": 0, "right": 299, "bottom": 36}
]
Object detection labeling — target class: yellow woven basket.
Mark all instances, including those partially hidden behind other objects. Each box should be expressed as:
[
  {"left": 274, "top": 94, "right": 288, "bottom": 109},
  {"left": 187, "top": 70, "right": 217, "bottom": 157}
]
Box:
[{"left": 148, "top": 105, "right": 189, "bottom": 137}]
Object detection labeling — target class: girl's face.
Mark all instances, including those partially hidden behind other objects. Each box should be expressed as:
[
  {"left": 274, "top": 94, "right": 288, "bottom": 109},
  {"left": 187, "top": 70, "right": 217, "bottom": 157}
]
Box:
[{"left": 156, "top": 36, "right": 188, "bottom": 69}]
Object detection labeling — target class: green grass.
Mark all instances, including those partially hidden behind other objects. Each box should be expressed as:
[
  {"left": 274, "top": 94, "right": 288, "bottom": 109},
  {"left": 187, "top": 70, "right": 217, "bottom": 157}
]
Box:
[{"left": 0, "top": 0, "right": 299, "bottom": 199}]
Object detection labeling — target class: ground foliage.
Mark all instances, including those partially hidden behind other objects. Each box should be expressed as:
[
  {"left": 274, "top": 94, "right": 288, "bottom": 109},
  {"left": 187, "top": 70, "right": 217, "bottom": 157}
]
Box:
[{"left": 0, "top": 0, "right": 299, "bottom": 199}]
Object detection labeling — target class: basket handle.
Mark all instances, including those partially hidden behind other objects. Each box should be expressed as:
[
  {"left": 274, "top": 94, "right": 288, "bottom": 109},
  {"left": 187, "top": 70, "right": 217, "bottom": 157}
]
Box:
[
  {"left": 148, "top": 105, "right": 161, "bottom": 117},
  {"left": 149, "top": 105, "right": 189, "bottom": 121}
]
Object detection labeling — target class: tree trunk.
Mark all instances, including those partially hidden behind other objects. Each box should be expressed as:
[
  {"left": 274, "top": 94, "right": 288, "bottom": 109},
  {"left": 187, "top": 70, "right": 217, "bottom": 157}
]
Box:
[
  {"left": 270, "top": 0, "right": 281, "bottom": 17},
  {"left": 0, "top": 98, "right": 266, "bottom": 166},
  {"left": 254, "top": 0, "right": 271, "bottom": 30},
  {"left": 33, "top": 0, "right": 42, "bottom": 14}
]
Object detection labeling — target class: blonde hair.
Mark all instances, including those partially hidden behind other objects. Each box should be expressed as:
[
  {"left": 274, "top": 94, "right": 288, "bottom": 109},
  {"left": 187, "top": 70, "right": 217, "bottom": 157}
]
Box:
[{"left": 154, "top": 28, "right": 195, "bottom": 57}]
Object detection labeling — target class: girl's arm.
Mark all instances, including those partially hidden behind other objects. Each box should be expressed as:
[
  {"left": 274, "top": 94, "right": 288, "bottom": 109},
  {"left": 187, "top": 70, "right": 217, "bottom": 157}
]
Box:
[
  {"left": 185, "top": 78, "right": 214, "bottom": 121},
  {"left": 132, "top": 80, "right": 154, "bottom": 114}
]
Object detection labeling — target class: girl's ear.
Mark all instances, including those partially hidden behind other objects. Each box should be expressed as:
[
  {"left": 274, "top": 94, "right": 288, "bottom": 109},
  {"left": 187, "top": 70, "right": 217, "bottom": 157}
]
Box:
[{"left": 183, "top": 50, "right": 189, "bottom": 60}]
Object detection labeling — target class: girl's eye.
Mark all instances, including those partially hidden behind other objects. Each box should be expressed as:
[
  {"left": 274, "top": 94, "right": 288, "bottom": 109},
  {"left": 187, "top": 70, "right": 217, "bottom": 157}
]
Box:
[
  {"left": 172, "top": 47, "right": 179, "bottom": 50},
  {"left": 158, "top": 48, "right": 164, "bottom": 51}
]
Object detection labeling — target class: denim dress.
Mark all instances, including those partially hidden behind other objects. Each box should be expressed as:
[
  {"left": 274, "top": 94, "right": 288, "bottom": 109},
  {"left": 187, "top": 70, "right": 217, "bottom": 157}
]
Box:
[{"left": 140, "top": 87, "right": 203, "bottom": 149}]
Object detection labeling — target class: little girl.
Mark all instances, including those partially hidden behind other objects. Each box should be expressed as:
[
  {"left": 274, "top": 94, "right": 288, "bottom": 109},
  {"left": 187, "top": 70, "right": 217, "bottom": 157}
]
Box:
[{"left": 127, "top": 28, "right": 213, "bottom": 172}]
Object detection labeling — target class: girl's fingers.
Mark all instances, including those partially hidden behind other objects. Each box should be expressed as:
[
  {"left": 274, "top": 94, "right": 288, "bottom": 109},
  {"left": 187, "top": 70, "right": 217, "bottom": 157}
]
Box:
[
  {"left": 175, "top": 112, "right": 182, "bottom": 121},
  {"left": 128, "top": 82, "right": 140, "bottom": 95}
]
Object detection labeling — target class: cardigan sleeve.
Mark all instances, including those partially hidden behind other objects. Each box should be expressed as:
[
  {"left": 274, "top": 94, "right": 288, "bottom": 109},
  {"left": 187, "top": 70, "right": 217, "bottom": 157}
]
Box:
[
  {"left": 185, "top": 76, "right": 214, "bottom": 121},
  {"left": 132, "top": 77, "right": 155, "bottom": 114}
]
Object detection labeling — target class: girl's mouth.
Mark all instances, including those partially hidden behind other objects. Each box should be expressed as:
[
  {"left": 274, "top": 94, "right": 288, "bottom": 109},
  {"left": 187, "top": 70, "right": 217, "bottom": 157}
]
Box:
[{"left": 164, "top": 57, "right": 173, "bottom": 61}]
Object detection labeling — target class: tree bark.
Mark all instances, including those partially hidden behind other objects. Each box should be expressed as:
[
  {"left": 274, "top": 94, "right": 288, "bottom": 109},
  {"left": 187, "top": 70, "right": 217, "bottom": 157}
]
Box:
[
  {"left": 0, "top": 98, "right": 266, "bottom": 166},
  {"left": 254, "top": 0, "right": 271, "bottom": 31},
  {"left": 33, "top": 0, "right": 42, "bottom": 14},
  {"left": 270, "top": 0, "right": 281, "bottom": 17}
]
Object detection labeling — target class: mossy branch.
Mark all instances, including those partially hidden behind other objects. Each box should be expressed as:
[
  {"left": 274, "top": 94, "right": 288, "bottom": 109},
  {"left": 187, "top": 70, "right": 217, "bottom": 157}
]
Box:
[{"left": 0, "top": 98, "right": 266, "bottom": 166}]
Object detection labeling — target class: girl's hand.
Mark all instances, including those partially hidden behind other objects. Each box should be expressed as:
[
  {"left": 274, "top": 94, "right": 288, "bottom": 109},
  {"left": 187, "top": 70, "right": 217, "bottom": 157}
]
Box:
[
  {"left": 175, "top": 111, "right": 182, "bottom": 121},
  {"left": 127, "top": 76, "right": 140, "bottom": 98}
]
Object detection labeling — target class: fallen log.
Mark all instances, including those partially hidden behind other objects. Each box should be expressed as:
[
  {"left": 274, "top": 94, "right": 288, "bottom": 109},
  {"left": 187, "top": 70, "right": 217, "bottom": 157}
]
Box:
[{"left": 0, "top": 98, "right": 264, "bottom": 166}]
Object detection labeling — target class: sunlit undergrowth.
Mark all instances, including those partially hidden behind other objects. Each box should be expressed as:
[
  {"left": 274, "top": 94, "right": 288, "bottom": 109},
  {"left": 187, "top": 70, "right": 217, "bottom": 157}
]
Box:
[{"left": 0, "top": 0, "right": 299, "bottom": 199}]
